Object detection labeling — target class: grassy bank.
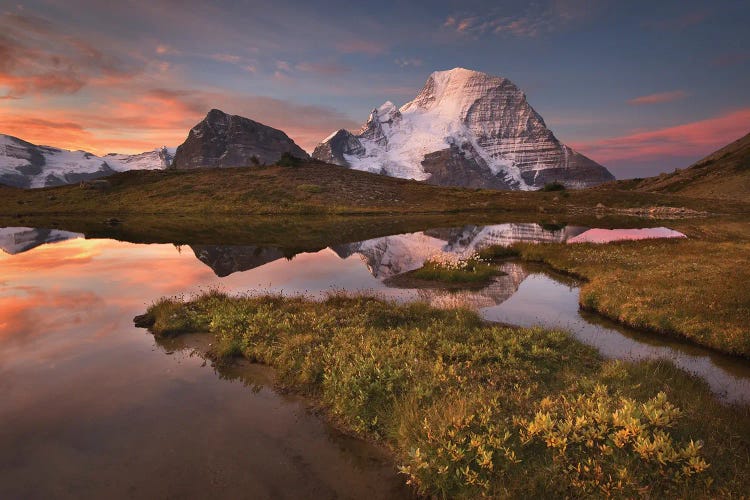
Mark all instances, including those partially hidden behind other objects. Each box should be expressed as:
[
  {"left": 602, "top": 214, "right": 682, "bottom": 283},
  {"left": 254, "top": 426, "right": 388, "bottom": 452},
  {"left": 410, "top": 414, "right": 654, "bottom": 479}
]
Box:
[
  {"left": 515, "top": 235, "right": 750, "bottom": 357},
  {"left": 2, "top": 161, "right": 744, "bottom": 217},
  {"left": 139, "top": 292, "right": 750, "bottom": 498}
]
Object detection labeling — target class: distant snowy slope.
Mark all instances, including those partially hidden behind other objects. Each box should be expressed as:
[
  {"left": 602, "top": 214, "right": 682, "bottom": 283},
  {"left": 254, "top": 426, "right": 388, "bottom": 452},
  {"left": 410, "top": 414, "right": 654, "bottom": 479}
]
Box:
[
  {"left": 0, "top": 227, "right": 83, "bottom": 254},
  {"left": 0, "top": 133, "right": 173, "bottom": 188}
]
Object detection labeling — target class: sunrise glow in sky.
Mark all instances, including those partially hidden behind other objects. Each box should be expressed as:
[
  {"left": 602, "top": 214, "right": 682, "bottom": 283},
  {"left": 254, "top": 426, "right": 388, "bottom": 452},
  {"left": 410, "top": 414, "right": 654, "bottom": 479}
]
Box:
[{"left": 1, "top": 0, "right": 748, "bottom": 178}]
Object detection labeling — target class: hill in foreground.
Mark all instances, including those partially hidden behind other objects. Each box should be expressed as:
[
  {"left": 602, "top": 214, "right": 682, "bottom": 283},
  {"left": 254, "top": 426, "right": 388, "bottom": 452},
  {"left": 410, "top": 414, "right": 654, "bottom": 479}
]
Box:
[{"left": 615, "top": 132, "right": 750, "bottom": 200}]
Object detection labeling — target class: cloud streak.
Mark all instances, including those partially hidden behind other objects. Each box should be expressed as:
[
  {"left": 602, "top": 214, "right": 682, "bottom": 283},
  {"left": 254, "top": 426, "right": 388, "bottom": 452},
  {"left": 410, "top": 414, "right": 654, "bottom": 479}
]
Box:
[
  {"left": 572, "top": 108, "right": 750, "bottom": 163},
  {"left": 443, "top": 0, "right": 597, "bottom": 38},
  {"left": 628, "top": 90, "right": 688, "bottom": 105}
]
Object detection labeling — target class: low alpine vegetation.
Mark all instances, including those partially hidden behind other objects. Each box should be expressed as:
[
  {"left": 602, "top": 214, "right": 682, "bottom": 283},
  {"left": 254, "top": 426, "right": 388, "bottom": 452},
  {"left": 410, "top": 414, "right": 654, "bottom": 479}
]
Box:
[
  {"left": 296, "top": 183, "right": 324, "bottom": 193},
  {"left": 476, "top": 244, "right": 520, "bottom": 260},
  {"left": 409, "top": 253, "right": 502, "bottom": 284},
  {"left": 276, "top": 152, "right": 303, "bottom": 167},
  {"left": 139, "top": 292, "right": 750, "bottom": 498},
  {"left": 515, "top": 237, "right": 750, "bottom": 357},
  {"left": 540, "top": 181, "right": 566, "bottom": 192}
]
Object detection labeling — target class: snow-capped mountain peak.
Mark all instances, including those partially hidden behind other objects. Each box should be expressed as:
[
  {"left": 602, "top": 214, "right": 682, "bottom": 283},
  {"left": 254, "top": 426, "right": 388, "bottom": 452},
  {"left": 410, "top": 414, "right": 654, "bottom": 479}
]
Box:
[{"left": 313, "top": 67, "right": 614, "bottom": 190}]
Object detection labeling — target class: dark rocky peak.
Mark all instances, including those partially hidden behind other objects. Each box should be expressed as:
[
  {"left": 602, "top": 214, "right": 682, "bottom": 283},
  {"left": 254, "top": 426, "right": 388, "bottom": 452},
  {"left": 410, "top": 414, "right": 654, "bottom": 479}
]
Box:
[{"left": 172, "top": 109, "right": 310, "bottom": 169}]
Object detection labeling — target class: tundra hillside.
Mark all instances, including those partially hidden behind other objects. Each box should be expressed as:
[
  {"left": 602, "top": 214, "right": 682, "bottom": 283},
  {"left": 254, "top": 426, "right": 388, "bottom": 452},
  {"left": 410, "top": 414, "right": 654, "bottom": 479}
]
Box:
[{"left": 1, "top": 160, "right": 745, "bottom": 216}]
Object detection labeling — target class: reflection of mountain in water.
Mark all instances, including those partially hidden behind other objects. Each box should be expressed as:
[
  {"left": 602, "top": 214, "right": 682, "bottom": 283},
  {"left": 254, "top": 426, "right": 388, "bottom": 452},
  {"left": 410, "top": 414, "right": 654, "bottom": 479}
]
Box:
[
  {"left": 0, "top": 227, "right": 83, "bottom": 255},
  {"left": 184, "top": 224, "right": 588, "bottom": 280},
  {"left": 333, "top": 223, "right": 587, "bottom": 279},
  {"left": 189, "top": 245, "right": 287, "bottom": 277},
  {"left": 416, "top": 261, "right": 529, "bottom": 310}
]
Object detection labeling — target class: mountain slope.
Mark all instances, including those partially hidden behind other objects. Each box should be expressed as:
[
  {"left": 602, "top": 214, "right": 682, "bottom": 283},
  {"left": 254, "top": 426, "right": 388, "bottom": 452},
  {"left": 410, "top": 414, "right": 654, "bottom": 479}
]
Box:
[
  {"left": 313, "top": 68, "right": 614, "bottom": 190},
  {"left": 172, "top": 109, "right": 309, "bottom": 169},
  {"left": 615, "top": 132, "right": 750, "bottom": 200},
  {"left": 0, "top": 133, "right": 172, "bottom": 188}
]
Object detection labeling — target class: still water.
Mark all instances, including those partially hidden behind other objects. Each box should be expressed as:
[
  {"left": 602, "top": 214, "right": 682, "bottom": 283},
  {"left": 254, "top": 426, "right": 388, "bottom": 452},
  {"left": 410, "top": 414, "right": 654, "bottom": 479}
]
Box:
[{"left": 0, "top": 222, "right": 745, "bottom": 498}]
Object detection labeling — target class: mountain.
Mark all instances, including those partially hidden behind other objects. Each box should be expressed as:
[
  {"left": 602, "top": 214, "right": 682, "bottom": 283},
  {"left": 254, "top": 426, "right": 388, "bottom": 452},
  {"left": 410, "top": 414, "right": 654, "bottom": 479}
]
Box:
[
  {"left": 171, "top": 109, "right": 310, "bottom": 169},
  {"left": 313, "top": 68, "right": 614, "bottom": 190},
  {"left": 189, "top": 245, "right": 287, "bottom": 277},
  {"left": 615, "top": 132, "right": 750, "bottom": 200},
  {"left": 0, "top": 133, "right": 172, "bottom": 188},
  {"left": 0, "top": 227, "right": 83, "bottom": 254}
]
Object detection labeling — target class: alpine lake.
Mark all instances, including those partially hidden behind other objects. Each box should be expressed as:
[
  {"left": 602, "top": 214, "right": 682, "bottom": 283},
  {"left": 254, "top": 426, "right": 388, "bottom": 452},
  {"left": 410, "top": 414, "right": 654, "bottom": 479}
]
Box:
[{"left": 1, "top": 215, "right": 748, "bottom": 499}]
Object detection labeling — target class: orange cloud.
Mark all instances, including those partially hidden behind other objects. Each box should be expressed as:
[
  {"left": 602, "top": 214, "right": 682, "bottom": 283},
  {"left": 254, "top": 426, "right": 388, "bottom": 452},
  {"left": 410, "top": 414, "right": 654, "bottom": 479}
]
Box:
[
  {"left": 628, "top": 90, "right": 688, "bottom": 105},
  {"left": 1, "top": 81, "right": 358, "bottom": 154},
  {"left": 0, "top": 12, "right": 138, "bottom": 99},
  {"left": 572, "top": 108, "right": 750, "bottom": 162}
]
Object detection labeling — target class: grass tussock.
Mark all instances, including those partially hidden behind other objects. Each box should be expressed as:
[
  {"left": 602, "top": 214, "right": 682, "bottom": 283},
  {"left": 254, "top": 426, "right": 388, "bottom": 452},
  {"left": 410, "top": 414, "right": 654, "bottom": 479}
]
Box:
[
  {"left": 477, "top": 244, "right": 520, "bottom": 260},
  {"left": 515, "top": 238, "right": 750, "bottom": 357},
  {"left": 142, "top": 292, "right": 750, "bottom": 498}
]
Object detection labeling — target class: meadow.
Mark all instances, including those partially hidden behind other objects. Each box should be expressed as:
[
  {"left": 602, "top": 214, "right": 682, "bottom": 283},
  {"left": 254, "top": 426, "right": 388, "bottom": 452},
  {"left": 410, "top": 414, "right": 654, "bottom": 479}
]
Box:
[{"left": 138, "top": 292, "right": 750, "bottom": 498}]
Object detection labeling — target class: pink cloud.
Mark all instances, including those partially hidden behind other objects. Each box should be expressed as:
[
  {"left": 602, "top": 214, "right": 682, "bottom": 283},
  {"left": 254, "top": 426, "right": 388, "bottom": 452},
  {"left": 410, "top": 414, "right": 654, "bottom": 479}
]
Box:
[
  {"left": 210, "top": 53, "right": 242, "bottom": 64},
  {"left": 572, "top": 108, "right": 750, "bottom": 163},
  {"left": 628, "top": 90, "right": 688, "bottom": 105},
  {"left": 335, "top": 39, "right": 386, "bottom": 55},
  {"left": 155, "top": 44, "right": 179, "bottom": 55},
  {"left": 0, "top": 12, "right": 138, "bottom": 98},
  {"left": 394, "top": 58, "right": 423, "bottom": 68},
  {"left": 711, "top": 52, "right": 750, "bottom": 68}
]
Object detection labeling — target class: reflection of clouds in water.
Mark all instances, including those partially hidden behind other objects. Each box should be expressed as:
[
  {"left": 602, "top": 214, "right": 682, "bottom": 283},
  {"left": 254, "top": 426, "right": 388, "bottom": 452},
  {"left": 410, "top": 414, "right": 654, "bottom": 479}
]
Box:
[
  {"left": 0, "top": 286, "right": 104, "bottom": 341},
  {"left": 568, "top": 227, "right": 685, "bottom": 243}
]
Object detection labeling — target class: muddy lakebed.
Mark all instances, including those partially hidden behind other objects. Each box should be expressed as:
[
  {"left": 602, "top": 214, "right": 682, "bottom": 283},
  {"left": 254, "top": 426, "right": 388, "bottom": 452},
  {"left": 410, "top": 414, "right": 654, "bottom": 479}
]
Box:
[{"left": 1, "top": 221, "right": 747, "bottom": 498}]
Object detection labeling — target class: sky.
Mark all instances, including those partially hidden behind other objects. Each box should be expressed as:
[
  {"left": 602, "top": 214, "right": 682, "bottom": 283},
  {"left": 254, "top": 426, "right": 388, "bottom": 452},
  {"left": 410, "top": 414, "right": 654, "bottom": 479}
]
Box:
[{"left": 0, "top": 0, "right": 748, "bottom": 179}]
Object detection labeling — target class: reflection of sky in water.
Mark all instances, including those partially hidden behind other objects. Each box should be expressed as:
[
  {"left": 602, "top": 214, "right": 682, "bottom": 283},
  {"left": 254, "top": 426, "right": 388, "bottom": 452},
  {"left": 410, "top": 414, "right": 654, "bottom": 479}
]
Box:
[
  {"left": 0, "top": 237, "right": 410, "bottom": 499},
  {"left": 483, "top": 275, "right": 750, "bottom": 405}
]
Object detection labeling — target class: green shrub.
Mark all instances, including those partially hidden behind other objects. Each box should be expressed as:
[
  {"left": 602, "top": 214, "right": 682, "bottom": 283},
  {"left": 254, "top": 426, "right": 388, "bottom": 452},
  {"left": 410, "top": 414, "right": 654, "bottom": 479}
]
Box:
[
  {"left": 521, "top": 385, "right": 709, "bottom": 497},
  {"left": 276, "top": 152, "right": 302, "bottom": 167},
  {"left": 541, "top": 181, "right": 566, "bottom": 192}
]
